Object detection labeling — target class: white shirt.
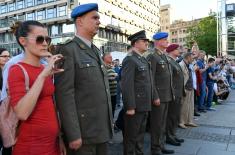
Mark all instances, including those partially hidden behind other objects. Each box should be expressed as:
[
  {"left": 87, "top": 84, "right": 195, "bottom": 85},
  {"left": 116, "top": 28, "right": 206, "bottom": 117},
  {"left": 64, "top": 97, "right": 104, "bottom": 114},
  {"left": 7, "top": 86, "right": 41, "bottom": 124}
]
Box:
[
  {"left": 1, "top": 53, "right": 24, "bottom": 101},
  {"left": 189, "top": 64, "right": 197, "bottom": 90}
]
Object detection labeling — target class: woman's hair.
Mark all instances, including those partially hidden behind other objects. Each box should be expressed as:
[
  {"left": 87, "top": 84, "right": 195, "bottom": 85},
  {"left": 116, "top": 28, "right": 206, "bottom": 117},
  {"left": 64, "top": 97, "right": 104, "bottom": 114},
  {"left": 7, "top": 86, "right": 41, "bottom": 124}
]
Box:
[
  {"left": 0, "top": 48, "right": 7, "bottom": 55},
  {"left": 10, "top": 20, "right": 46, "bottom": 50}
]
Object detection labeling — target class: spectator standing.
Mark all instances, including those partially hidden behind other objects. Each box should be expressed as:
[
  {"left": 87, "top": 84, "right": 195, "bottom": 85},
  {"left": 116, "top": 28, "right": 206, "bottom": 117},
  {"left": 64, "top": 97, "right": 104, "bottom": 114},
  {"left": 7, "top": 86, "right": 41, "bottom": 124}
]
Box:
[
  {"left": 8, "top": 20, "right": 65, "bottom": 155},
  {"left": 0, "top": 48, "right": 11, "bottom": 155},
  {"left": 206, "top": 58, "right": 216, "bottom": 111},
  {"left": 197, "top": 50, "right": 208, "bottom": 112},
  {"left": 103, "top": 53, "right": 118, "bottom": 118},
  {"left": 179, "top": 52, "right": 198, "bottom": 128}
]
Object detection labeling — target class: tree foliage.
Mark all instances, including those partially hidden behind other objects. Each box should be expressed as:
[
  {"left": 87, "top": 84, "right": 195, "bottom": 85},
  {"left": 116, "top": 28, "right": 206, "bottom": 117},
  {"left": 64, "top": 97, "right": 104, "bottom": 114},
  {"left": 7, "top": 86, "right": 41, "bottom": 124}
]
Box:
[{"left": 186, "top": 13, "right": 217, "bottom": 56}]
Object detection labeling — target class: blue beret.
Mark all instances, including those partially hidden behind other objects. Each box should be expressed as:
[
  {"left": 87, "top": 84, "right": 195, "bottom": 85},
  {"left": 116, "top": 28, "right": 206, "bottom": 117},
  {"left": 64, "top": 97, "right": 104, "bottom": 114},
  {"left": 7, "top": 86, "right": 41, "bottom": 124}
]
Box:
[
  {"left": 153, "top": 32, "right": 168, "bottom": 40},
  {"left": 71, "top": 3, "right": 98, "bottom": 19}
]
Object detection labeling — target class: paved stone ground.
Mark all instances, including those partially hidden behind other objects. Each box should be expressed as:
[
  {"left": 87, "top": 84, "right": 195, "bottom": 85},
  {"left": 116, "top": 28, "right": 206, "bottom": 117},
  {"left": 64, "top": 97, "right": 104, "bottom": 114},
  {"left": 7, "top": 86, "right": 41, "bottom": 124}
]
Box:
[{"left": 108, "top": 90, "right": 235, "bottom": 155}]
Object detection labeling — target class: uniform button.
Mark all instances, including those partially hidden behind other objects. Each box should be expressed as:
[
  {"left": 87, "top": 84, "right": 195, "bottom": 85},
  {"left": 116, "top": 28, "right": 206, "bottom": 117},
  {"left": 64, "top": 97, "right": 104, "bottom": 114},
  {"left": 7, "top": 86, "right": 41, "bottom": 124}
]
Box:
[
  {"left": 81, "top": 114, "right": 85, "bottom": 117},
  {"left": 101, "top": 65, "right": 104, "bottom": 68},
  {"left": 87, "top": 64, "right": 90, "bottom": 67}
]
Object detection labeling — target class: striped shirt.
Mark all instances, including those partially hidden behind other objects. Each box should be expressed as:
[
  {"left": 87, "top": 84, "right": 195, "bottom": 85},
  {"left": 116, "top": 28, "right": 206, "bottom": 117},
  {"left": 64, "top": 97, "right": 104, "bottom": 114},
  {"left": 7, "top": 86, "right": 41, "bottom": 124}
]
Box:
[{"left": 106, "top": 65, "right": 118, "bottom": 96}]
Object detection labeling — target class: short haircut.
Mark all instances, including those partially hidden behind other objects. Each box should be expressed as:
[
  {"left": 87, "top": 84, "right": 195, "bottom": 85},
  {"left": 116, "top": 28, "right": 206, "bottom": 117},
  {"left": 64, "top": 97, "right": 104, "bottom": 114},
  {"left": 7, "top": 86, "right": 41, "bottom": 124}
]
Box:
[{"left": 208, "top": 57, "right": 215, "bottom": 63}]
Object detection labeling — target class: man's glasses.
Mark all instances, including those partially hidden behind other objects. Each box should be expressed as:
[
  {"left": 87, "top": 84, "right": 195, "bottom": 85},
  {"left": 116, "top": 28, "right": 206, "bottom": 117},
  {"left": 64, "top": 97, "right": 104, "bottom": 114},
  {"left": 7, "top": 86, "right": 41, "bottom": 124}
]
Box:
[
  {"left": 0, "top": 55, "right": 10, "bottom": 58},
  {"left": 25, "top": 35, "right": 52, "bottom": 45}
]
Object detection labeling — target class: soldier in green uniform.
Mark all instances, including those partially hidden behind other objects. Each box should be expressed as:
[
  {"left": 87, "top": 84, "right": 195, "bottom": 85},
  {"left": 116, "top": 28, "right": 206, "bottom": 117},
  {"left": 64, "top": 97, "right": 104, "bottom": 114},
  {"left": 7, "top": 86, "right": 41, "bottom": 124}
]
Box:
[
  {"left": 54, "top": 3, "right": 113, "bottom": 155},
  {"left": 121, "top": 30, "right": 156, "bottom": 155},
  {"left": 147, "top": 32, "right": 174, "bottom": 155},
  {"left": 165, "top": 44, "right": 185, "bottom": 146}
]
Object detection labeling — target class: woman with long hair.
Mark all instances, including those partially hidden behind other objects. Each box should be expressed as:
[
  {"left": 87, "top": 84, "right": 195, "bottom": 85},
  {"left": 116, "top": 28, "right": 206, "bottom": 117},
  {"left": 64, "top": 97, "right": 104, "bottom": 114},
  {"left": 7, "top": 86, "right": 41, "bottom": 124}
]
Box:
[{"left": 8, "top": 20, "right": 66, "bottom": 155}]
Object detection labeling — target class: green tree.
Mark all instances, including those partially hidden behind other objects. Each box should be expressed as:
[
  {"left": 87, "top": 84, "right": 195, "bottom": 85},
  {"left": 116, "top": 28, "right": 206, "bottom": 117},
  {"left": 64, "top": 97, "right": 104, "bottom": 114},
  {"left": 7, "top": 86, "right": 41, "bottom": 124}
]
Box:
[{"left": 186, "top": 13, "right": 217, "bottom": 56}]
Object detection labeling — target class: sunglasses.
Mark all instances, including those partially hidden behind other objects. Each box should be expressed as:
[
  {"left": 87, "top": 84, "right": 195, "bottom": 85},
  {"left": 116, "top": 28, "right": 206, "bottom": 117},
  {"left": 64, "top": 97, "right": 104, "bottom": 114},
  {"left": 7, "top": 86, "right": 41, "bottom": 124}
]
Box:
[
  {"left": 0, "top": 55, "right": 10, "bottom": 58},
  {"left": 25, "top": 35, "right": 52, "bottom": 45}
]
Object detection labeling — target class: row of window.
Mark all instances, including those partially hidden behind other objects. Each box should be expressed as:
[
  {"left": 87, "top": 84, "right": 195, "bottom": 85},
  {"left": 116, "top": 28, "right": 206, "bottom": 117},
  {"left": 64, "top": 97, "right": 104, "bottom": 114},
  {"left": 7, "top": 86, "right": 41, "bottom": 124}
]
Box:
[
  {"left": 98, "top": 28, "right": 128, "bottom": 43},
  {"left": 171, "top": 30, "right": 187, "bottom": 35},
  {"left": 171, "top": 38, "right": 186, "bottom": 43},
  {"left": 0, "top": 6, "right": 67, "bottom": 28},
  {"left": 0, "top": 0, "right": 56, "bottom": 14},
  {"left": 0, "top": 23, "right": 73, "bottom": 43}
]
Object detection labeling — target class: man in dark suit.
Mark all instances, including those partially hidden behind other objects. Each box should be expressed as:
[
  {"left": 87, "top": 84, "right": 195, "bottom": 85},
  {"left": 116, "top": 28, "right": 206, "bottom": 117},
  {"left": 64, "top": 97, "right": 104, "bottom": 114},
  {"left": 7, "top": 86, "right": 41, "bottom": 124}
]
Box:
[
  {"left": 147, "top": 32, "right": 174, "bottom": 155},
  {"left": 121, "top": 30, "right": 156, "bottom": 155},
  {"left": 165, "top": 44, "right": 185, "bottom": 146},
  {"left": 54, "top": 3, "right": 113, "bottom": 155}
]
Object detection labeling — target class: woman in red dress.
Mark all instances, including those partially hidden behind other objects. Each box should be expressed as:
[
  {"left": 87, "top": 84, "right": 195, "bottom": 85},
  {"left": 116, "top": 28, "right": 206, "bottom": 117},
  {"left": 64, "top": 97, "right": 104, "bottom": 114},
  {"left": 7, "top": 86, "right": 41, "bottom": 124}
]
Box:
[{"left": 7, "top": 21, "right": 66, "bottom": 155}]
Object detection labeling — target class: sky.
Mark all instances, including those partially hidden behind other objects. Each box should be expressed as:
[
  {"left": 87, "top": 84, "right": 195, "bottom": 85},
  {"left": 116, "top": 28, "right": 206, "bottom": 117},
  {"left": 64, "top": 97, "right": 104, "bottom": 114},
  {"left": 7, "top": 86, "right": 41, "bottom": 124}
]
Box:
[{"left": 161, "top": 0, "right": 218, "bottom": 21}]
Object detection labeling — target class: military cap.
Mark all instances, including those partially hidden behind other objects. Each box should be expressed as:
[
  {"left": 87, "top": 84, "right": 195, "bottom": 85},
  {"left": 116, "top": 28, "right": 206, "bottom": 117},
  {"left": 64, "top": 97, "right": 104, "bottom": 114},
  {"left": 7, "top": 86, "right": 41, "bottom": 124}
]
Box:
[
  {"left": 128, "top": 30, "right": 149, "bottom": 43},
  {"left": 166, "top": 44, "right": 179, "bottom": 53},
  {"left": 182, "top": 52, "right": 193, "bottom": 58},
  {"left": 71, "top": 3, "right": 98, "bottom": 19},
  {"left": 153, "top": 32, "right": 168, "bottom": 40}
]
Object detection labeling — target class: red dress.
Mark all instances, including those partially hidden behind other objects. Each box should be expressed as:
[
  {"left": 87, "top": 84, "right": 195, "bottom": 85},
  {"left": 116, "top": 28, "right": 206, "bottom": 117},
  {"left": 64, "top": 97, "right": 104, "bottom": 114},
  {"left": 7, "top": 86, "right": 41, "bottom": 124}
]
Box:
[{"left": 8, "top": 62, "right": 60, "bottom": 155}]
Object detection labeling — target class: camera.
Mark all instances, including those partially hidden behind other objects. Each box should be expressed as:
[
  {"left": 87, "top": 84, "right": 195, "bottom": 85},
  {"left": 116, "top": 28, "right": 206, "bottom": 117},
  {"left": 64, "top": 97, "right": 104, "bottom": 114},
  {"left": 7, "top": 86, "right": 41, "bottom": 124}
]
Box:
[{"left": 54, "top": 56, "right": 65, "bottom": 69}]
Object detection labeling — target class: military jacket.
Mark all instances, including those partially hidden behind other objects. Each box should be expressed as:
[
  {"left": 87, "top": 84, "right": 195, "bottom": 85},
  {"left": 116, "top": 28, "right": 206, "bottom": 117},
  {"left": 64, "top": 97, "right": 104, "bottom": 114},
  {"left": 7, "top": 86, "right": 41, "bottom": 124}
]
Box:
[
  {"left": 168, "top": 56, "right": 184, "bottom": 98},
  {"left": 121, "top": 51, "right": 153, "bottom": 112},
  {"left": 54, "top": 37, "right": 113, "bottom": 145},
  {"left": 147, "top": 48, "right": 174, "bottom": 102}
]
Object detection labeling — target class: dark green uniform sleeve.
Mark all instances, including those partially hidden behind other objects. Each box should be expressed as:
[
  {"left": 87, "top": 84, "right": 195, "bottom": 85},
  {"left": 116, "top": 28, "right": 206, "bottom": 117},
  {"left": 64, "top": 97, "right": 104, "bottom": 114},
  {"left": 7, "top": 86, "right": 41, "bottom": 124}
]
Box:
[
  {"left": 121, "top": 57, "right": 136, "bottom": 110},
  {"left": 147, "top": 54, "right": 160, "bottom": 101},
  {"left": 54, "top": 44, "right": 81, "bottom": 142}
]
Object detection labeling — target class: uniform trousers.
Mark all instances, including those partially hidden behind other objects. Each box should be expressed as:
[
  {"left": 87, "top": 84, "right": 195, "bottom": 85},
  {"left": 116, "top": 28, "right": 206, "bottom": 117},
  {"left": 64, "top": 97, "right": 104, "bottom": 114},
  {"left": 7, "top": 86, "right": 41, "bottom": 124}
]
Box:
[
  {"left": 150, "top": 102, "right": 169, "bottom": 153},
  {"left": 67, "top": 142, "right": 107, "bottom": 155},
  {"left": 166, "top": 97, "right": 182, "bottom": 139},
  {"left": 123, "top": 111, "right": 148, "bottom": 155}
]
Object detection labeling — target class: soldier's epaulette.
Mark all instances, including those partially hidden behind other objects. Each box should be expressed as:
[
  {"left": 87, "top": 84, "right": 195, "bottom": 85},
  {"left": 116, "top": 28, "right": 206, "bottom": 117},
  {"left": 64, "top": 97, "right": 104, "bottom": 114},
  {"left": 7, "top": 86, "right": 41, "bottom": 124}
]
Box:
[
  {"left": 126, "top": 52, "right": 133, "bottom": 57},
  {"left": 58, "top": 38, "right": 73, "bottom": 45}
]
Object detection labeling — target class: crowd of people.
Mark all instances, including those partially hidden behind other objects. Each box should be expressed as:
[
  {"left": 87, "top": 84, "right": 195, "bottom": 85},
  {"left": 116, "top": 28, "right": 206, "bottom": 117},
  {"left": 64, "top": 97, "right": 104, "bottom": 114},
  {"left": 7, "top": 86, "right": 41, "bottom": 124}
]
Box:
[{"left": 0, "top": 2, "right": 233, "bottom": 155}]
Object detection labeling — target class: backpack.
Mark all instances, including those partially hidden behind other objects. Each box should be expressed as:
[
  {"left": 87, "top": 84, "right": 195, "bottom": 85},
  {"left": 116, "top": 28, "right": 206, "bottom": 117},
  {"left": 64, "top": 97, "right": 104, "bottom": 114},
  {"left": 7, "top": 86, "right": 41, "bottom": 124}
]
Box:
[{"left": 0, "top": 63, "right": 29, "bottom": 147}]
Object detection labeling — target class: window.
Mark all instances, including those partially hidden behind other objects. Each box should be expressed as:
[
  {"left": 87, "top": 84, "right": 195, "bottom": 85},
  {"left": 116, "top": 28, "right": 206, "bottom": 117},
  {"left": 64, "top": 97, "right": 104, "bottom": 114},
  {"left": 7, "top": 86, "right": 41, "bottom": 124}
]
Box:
[
  {"left": 179, "top": 38, "right": 182, "bottom": 42},
  {"left": 47, "top": 8, "right": 56, "bottom": 19},
  {"left": 37, "top": 10, "right": 45, "bottom": 20},
  {"left": 18, "top": 14, "right": 25, "bottom": 21},
  {"left": 62, "top": 23, "right": 74, "bottom": 34},
  {"left": 1, "top": 5, "right": 7, "bottom": 13},
  {"left": 17, "top": 0, "right": 24, "bottom": 9},
  {"left": 0, "top": 19, "right": 8, "bottom": 28},
  {"left": 51, "top": 25, "right": 59, "bottom": 36},
  {"left": 47, "top": 0, "right": 54, "bottom": 2},
  {"left": 26, "top": 0, "right": 34, "bottom": 7},
  {"left": 37, "top": 0, "right": 44, "bottom": 5},
  {"left": 8, "top": 3, "right": 15, "bottom": 12},
  {"left": 58, "top": 5, "right": 66, "bottom": 17},
  {"left": 26, "top": 12, "right": 34, "bottom": 20}
]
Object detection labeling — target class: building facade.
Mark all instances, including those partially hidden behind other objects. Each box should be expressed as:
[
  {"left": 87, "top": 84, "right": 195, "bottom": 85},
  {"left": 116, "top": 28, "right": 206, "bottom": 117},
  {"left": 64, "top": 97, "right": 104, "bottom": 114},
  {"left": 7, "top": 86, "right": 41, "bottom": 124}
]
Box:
[
  {"left": 217, "top": 0, "right": 235, "bottom": 56},
  {"left": 0, "top": 0, "right": 160, "bottom": 54},
  {"left": 160, "top": 4, "right": 171, "bottom": 34},
  {"left": 169, "top": 19, "right": 200, "bottom": 49}
]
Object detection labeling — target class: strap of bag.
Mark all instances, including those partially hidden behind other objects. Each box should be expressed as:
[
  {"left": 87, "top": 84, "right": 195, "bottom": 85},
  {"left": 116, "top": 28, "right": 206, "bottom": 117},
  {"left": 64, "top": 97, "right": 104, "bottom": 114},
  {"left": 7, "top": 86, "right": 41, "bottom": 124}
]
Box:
[{"left": 12, "top": 64, "right": 30, "bottom": 92}]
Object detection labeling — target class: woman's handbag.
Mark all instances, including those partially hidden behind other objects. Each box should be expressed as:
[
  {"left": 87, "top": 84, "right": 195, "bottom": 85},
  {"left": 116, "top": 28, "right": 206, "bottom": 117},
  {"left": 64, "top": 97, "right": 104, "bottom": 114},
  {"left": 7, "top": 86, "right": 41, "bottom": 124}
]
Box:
[{"left": 0, "top": 63, "right": 29, "bottom": 147}]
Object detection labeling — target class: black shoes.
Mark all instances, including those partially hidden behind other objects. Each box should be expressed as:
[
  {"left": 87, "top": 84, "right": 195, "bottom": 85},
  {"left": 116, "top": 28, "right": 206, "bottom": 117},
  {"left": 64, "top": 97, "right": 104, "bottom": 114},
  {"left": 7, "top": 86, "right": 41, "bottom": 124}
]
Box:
[
  {"left": 175, "top": 137, "right": 184, "bottom": 143},
  {"left": 194, "top": 112, "right": 201, "bottom": 116},
  {"left": 198, "top": 109, "right": 207, "bottom": 113},
  {"left": 166, "top": 138, "right": 181, "bottom": 146},
  {"left": 161, "top": 148, "right": 174, "bottom": 154}
]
